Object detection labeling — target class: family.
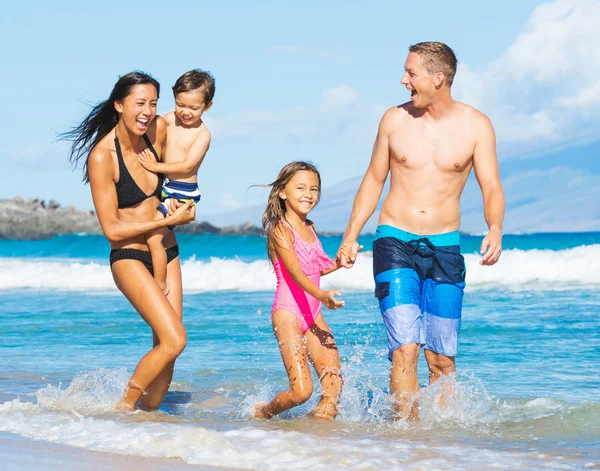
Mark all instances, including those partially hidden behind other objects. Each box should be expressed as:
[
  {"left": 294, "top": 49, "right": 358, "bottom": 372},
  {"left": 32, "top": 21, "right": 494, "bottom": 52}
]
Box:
[{"left": 60, "top": 41, "right": 505, "bottom": 421}]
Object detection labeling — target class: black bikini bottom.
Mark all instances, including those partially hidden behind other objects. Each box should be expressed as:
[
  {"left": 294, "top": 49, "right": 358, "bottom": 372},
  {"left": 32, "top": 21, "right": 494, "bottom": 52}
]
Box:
[{"left": 109, "top": 245, "right": 179, "bottom": 275}]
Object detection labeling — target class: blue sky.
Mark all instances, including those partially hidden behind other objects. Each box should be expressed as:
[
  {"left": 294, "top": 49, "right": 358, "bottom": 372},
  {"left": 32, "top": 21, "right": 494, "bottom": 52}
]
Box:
[{"left": 1, "top": 0, "right": 598, "bottom": 222}]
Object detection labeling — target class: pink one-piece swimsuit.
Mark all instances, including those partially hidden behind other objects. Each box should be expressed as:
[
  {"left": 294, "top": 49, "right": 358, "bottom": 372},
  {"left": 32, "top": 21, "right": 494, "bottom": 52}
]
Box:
[{"left": 271, "top": 220, "right": 335, "bottom": 333}]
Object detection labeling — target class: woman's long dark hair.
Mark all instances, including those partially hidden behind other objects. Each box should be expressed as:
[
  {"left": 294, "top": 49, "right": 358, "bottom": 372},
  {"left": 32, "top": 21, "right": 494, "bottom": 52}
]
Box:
[{"left": 59, "top": 71, "right": 160, "bottom": 183}]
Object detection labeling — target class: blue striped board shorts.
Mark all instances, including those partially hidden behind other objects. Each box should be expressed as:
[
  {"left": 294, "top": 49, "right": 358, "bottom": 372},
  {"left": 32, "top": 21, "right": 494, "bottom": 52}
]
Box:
[
  {"left": 373, "top": 225, "right": 466, "bottom": 360},
  {"left": 157, "top": 178, "right": 202, "bottom": 217}
]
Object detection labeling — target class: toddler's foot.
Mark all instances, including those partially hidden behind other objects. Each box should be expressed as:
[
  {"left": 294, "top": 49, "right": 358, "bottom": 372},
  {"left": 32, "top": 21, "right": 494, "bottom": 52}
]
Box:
[{"left": 157, "top": 280, "right": 170, "bottom": 296}]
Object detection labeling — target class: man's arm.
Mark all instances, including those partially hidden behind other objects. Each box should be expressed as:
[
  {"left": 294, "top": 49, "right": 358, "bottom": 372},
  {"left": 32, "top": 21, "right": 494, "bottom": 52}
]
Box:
[
  {"left": 338, "top": 109, "right": 393, "bottom": 266},
  {"left": 472, "top": 114, "right": 505, "bottom": 266},
  {"left": 139, "top": 131, "right": 211, "bottom": 175}
]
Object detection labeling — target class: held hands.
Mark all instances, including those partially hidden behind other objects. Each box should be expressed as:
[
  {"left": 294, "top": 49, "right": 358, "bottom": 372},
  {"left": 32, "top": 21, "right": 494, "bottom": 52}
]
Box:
[
  {"left": 336, "top": 241, "right": 364, "bottom": 268},
  {"left": 168, "top": 200, "right": 196, "bottom": 226},
  {"left": 320, "top": 290, "right": 345, "bottom": 310},
  {"left": 480, "top": 227, "right": 503, "bottom": 266},
  {"left": 138, "top": 148, "right": 157, "bottom": 172}
]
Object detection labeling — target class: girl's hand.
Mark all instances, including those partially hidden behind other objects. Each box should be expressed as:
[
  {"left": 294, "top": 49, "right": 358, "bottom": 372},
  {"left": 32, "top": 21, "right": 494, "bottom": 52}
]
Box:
[
  {"left": 138, "top": 148, "right": 157, "bottom": 172},
  {"left": 321, "top": 290, "right": 344, "bottom": 310},
  {"left": 337, "top": 244, "right": 363, "bottom": 268}
]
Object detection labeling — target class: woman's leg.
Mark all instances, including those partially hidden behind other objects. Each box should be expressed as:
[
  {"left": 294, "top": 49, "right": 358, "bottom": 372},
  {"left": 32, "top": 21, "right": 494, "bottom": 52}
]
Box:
[
  {"left": 139, "top": 256, "right": 183, "bottom": 411},
  {"left": 112, "top": 258, "right": 186, "bottom": 411},
  {"left": 305, "top": 313, "right": 343, "bottom": 419},
  {"left": 255, "top": 309, "right": 313, "bottom": 419}
]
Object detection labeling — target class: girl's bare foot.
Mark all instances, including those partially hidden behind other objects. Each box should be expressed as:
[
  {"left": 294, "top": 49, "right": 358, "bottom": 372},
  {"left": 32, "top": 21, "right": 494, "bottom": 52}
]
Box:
[
  {"left": 254, "top": 401, "right": 273, "bottom": 419},
  {"left": 311, "top": 397, "right": 338, "bottom": 420}
]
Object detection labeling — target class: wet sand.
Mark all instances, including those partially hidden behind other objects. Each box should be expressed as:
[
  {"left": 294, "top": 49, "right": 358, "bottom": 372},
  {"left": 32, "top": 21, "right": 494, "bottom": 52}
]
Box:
[{"left": 0, "top": 432, "right": 239, "bottom": 471}]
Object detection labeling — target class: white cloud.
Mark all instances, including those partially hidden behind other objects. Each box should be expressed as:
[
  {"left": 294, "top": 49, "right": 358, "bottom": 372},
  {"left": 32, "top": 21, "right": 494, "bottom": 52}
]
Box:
[
  {"left": 558, "top": 81, "right": 600, "bottom": 109},
  {"left": 212, "top": 1, "right": 600, "bottom": 160},
  {"left": 208, "top": 84, "right": 377, "bottom": 142},
  {"left": 453, "top": 0, "right": 600, "bottom": 157},
  {"left": 319, "top": 85, "right": 359, "bottom": 112}
]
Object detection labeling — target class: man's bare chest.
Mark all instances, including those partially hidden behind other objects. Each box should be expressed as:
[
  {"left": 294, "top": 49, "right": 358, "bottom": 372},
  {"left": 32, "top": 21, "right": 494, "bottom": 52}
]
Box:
[{"left": 389, "top": 128, "right": 474, "bottom": 172}]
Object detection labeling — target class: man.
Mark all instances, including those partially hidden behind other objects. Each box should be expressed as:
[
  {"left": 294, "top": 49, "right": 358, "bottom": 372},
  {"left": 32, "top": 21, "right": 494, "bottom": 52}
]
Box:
[{"left": 338, "top": 42, "right": 505, "bottom": 420}]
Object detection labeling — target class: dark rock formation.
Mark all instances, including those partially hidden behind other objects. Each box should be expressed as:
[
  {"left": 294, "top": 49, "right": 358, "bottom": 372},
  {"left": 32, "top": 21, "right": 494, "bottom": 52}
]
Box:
[{"left": 0, "top": 197, "right": 263, "bottom": 240}]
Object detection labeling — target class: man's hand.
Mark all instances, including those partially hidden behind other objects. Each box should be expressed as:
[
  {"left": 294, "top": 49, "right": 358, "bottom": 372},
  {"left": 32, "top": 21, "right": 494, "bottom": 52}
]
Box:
[
  {"left": 337, "top": 241, "right": 362, "bottom": 268},
  {"left": 480, "top": 227, "right": 502, "bottom": 266},
  {"left": 138, "top": 148, "right": 158, "bottom": 172},
  {"left": 320, "top": 290, "right": 344, "bottom": 310}
]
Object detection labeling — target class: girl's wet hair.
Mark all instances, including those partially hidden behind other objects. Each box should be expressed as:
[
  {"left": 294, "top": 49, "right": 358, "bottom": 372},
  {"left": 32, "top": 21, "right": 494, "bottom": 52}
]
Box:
[
  {"left": 59, "top": 71, "right": 160, "bottom": 183},
  {"left": 259, "top": 161, "right": 322, "bottom": 240}
]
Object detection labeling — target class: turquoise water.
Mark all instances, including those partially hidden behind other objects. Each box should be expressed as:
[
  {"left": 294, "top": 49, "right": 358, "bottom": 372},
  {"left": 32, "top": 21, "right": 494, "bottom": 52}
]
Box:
[{"left": 0, "top": 233, "right": 599, "bottom": 469}]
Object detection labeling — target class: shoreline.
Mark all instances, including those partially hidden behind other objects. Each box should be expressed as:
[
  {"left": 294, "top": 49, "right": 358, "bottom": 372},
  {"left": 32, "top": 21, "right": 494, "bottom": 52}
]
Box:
[
  {"left": 0, "top": 432, "right": 238, "bottom": 471},
  {"left": 2, "top": 197, "right": 599, "bottom": 241}
]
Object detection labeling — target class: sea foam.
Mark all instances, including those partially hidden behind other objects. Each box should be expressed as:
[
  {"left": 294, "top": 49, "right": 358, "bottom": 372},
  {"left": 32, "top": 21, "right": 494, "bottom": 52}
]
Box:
[{"left": 1, "top": 245, "right": 598, "bottom": 292}]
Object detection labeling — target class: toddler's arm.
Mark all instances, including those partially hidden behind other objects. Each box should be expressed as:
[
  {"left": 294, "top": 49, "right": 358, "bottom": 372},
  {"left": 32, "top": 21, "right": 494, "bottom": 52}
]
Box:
[{"left": 138, "top": 131, "right": 210, "bottom": 176}]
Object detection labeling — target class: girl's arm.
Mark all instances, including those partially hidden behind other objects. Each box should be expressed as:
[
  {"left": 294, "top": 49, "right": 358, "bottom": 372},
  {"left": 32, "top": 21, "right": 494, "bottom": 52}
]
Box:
[
  {"left": 88, "top": 147, "right": 195, "bottom": 243},
  {"left": 321, "top": 258, "right": 343, "bottom": 276},
  {"left": 318, "top": 224, "right": 362, "bottom": 276},
  {"left": 272, "top": 224, "right": 343, "bottom": 310}
]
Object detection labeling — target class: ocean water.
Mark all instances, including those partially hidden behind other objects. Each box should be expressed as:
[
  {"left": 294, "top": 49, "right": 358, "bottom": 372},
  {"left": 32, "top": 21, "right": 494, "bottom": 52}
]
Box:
[{"left": 0, "top": 232, "right": 599, "bottom": 470}]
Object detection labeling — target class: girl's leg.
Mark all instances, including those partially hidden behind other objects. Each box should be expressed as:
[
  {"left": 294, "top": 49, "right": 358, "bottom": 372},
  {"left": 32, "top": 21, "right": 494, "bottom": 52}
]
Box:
[
  {"left": 255, "top": 309, "right": 313, "bottom": 419},
  {"left": 139, "top": 256, "right": 183, "bottom": 411},
  {"left": 305, "top": 313, "right": 343, "bottom": 419},
  {"left": 112, "top": 258, "right": 187, "bottom": 411}
]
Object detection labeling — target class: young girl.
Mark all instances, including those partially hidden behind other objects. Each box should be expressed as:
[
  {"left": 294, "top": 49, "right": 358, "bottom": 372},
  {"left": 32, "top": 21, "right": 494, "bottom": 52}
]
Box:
[{"left": 255, "top": 161, "right": 356, "bottom": 420}]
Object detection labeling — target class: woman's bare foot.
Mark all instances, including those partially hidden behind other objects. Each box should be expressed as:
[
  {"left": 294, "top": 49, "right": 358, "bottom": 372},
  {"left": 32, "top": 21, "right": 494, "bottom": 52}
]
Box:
[
  {"left": 254, "top": 401, "right": 273, "bottom": 419},
  {"left": 114, "top": 399, "right": 136, "bottom": 412},
  {"left": 114, "top": 380, "right": 145, "bottom": 412}
]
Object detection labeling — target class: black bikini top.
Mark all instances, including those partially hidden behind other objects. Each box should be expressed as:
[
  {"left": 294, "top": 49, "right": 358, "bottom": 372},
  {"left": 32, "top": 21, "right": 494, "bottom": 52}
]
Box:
[{"left": 114, "top": 134, "right": 164, "bottom": 209}]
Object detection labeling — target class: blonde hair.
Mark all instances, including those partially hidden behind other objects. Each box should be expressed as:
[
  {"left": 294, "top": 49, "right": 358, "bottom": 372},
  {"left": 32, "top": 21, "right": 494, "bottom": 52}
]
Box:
[
  {"left": 409, "top": 42, "right": 458, "bottom": 87},
  {"left": 259, "top": 161, "right": 321, "bottom": 240}
]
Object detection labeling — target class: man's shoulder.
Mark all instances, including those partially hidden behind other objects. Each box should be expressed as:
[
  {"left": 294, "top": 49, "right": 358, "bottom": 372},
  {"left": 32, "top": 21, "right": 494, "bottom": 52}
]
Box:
[
  {"left": 454, "top": 101, "right": 492, "bottom": 125},
  {"left": 380, "top": 103, "right": 412, "bottom": 125},
  {"left": 385, "top": 102, "right": 413, "bottom": 117},
  {"left": 452, "top": 102, "right": 495, "bottom": 143}
]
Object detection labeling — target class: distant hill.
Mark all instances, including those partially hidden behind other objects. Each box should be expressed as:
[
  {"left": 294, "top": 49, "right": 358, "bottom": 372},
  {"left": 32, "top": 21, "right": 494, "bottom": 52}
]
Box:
[{"left": 203, "top": 166, "right": 600, "bottom": 234}]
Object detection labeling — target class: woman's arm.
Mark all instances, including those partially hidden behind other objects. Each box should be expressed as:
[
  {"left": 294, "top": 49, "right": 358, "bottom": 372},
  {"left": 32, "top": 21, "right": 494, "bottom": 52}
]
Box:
[{"left": 88, "top": 147, "right": 195, "bottom": 243}]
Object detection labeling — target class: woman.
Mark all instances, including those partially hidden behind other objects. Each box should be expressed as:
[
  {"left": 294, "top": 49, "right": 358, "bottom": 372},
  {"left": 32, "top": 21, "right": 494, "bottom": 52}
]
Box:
[{"left": 61, "top": 71, "right": 195, "bottom": 411}]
